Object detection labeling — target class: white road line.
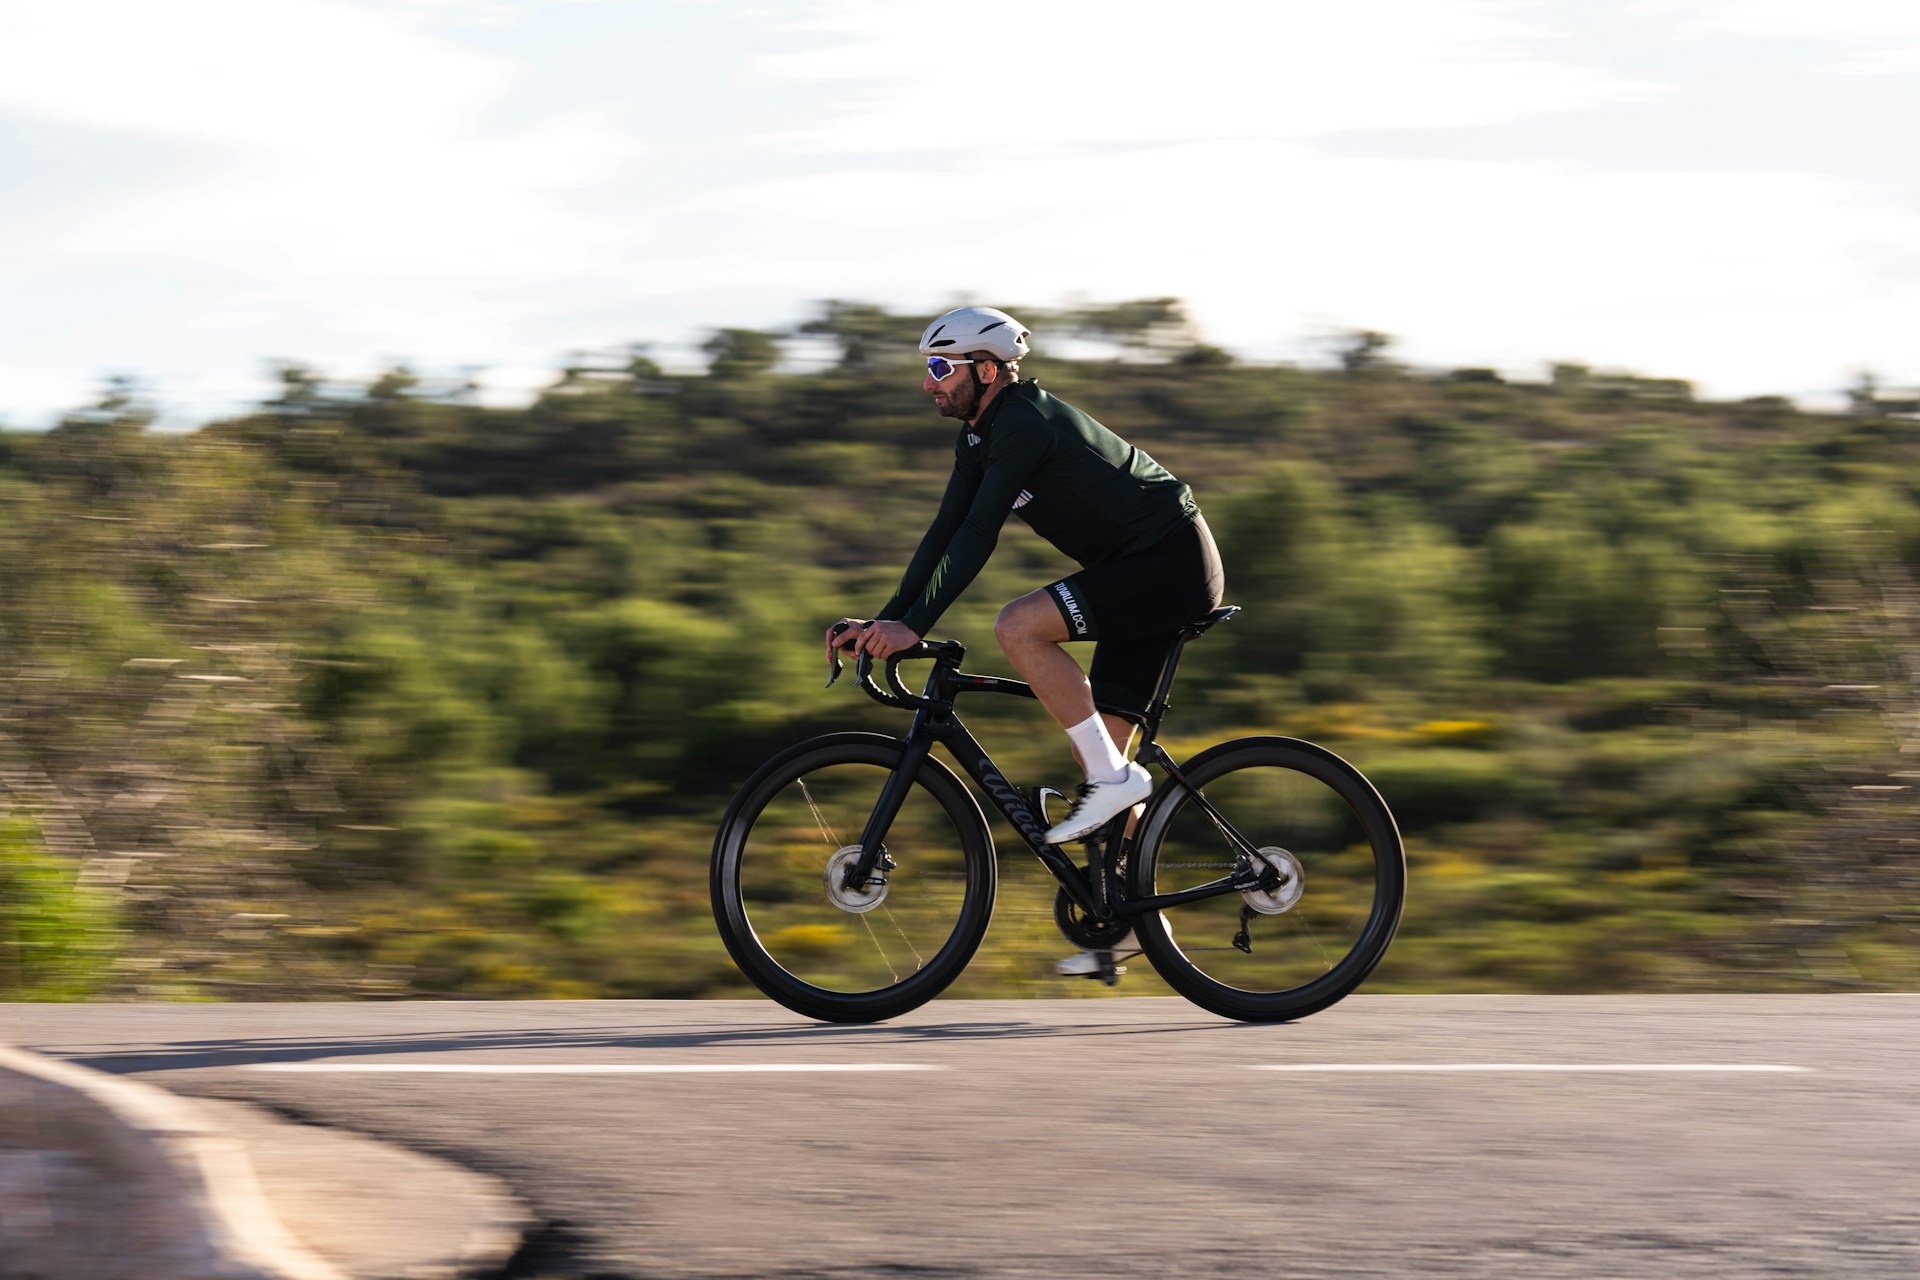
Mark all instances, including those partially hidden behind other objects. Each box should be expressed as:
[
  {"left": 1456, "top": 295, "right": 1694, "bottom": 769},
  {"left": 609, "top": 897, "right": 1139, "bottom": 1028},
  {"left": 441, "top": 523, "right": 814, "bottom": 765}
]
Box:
[
  {"left": 1251, "top": 1063, "right": 1812, "bottom": 1073},
  {"left": 246, "top": 1063, "right": 943, "bottom": 1075}
]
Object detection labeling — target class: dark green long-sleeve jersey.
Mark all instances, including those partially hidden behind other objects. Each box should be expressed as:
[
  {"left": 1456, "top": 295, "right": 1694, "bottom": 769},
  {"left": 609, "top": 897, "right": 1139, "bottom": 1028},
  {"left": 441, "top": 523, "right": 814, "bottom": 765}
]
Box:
[{"left": 878, "top": 380, "right": 1197, "bottom": 636}]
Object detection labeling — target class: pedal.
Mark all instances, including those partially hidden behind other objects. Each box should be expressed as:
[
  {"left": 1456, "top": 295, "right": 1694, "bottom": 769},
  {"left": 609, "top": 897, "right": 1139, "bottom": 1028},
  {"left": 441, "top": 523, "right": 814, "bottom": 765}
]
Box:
[
  {"left": 1054, "top": 958, "right": 1129, "bottom": 980},
  {"left": 1060, "top": 966, "right": 1128, "bottom": 981}
]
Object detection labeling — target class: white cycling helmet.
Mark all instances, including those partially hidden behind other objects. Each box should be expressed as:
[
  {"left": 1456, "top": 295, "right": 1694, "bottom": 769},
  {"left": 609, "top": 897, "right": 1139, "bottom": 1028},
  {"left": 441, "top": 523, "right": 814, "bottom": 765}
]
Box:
[{"left": 918, "top": 306, "right": 1031, "bottom": 362}]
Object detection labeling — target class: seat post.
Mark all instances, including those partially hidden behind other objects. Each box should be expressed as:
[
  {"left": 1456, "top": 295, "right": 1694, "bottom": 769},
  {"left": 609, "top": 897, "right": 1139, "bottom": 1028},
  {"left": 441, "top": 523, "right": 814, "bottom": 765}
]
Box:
[
  {"left": 1137, "top": 634, "right": 1194, "bottom": 735},
  {"left": 1134, "top": 606, "right": 1238, "bottom": 745}
]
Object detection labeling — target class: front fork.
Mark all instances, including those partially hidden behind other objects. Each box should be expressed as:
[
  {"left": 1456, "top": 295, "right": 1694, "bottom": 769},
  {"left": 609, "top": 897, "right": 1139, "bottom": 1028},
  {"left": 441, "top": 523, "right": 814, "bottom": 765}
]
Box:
[{"left": 843, "top": 725, "right": 933, "bottom": 891}]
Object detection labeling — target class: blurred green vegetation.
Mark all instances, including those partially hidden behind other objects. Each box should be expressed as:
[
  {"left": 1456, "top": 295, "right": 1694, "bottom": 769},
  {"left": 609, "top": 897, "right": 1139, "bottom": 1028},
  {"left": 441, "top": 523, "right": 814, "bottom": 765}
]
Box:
[
  {"left": 2, "top": 305, "right": 1918, "bottom": 1002},
  {"left": 0, "top": 818, "right": 121, "bottom": 1000}
]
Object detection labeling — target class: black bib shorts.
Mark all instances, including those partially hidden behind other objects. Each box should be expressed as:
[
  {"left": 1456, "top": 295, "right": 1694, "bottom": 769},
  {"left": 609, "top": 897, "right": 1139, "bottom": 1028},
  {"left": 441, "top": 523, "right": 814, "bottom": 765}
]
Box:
[{"left": 1043, "top": 514, "right": 1226, "bottom": 718}]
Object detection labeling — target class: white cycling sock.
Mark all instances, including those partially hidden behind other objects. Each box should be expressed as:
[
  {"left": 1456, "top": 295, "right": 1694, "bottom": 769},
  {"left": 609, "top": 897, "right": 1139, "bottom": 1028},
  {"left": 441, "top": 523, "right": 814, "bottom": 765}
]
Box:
[{"left": 1066, "top": 713, "right": 1129, "bottom": 784}]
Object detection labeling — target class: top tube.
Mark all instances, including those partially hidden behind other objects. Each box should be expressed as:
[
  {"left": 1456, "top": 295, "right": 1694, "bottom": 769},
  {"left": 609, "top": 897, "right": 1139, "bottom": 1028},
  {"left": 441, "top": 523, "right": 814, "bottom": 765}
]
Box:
[{"left": 834, "top": 640, "right": 1153, "bottom": 728}]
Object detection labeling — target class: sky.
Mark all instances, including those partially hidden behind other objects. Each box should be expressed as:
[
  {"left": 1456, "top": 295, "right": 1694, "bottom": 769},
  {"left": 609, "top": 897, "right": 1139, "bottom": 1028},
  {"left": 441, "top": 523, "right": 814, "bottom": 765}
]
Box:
[{"left": 2, "top": 0, "right": 1916, "bottom": 428}]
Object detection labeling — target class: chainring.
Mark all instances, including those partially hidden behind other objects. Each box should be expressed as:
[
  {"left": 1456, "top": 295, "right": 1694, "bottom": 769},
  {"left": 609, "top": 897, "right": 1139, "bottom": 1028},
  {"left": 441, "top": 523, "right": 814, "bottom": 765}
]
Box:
[{"left": 1053, "top": 879, "right": 1133, "bottom": 949}]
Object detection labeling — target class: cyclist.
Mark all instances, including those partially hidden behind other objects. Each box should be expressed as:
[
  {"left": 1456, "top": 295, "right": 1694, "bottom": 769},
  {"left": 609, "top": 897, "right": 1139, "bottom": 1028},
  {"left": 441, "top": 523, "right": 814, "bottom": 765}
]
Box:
[{"left": 826, "top": 306, "right": 1225, "bottom": 976}]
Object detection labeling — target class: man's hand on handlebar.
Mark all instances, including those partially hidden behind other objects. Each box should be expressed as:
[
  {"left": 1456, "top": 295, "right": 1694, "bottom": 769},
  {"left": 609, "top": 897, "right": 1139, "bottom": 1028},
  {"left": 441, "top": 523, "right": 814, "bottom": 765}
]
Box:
[
  {"left": 855, "top": 620, "right": 920, "bottom": 661},
  {"left": 824, "top": 617, "right": 920, "bottom": 665},
  {"left": 825, "top": 618, "right": 868, "bottom": 664}
]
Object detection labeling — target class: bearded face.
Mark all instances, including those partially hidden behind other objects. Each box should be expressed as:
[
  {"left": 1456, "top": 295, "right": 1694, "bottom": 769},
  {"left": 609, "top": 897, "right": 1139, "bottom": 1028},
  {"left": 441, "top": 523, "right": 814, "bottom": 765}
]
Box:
[
  {"left": 925, "top": 355, "right": 996, "bottom": 420},
  {"left": 930, "top": 371, "right": 981, "bottom": 419}
]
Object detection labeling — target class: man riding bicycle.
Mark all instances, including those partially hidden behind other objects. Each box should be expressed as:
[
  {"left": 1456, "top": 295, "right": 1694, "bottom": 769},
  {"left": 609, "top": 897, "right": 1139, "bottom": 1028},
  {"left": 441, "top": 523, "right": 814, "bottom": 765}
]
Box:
[{"left": 826, "top": 306, "right": 1225, "bottom": 976}]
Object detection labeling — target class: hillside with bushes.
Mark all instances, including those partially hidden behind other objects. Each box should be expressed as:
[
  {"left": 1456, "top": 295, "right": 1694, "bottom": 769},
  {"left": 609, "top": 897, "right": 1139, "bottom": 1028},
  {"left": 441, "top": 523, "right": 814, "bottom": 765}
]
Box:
[{"left": 3, "top": 300, "right": 1917, "bottom": 1001}]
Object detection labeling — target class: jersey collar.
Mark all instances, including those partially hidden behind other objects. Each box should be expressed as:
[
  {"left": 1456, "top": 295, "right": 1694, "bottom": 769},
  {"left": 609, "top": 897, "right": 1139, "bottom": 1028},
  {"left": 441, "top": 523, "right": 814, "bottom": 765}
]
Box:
[{"left": 967, "top": 377, "right": 1036, "bottom": 440}]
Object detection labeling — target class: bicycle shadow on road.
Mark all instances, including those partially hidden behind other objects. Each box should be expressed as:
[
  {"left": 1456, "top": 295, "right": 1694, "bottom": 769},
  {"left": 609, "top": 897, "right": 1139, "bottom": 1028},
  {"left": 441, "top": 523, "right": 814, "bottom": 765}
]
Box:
[{"left": 47, "top": 1009, "right": 1254, "bottom": 1075}]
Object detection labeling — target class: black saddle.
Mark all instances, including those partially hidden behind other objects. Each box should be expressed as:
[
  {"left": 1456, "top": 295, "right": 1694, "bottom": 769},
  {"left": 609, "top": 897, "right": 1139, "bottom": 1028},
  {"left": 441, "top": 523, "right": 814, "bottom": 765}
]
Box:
[{"left": 1178, "top": 605, "right": 1241, "bottom": 639}]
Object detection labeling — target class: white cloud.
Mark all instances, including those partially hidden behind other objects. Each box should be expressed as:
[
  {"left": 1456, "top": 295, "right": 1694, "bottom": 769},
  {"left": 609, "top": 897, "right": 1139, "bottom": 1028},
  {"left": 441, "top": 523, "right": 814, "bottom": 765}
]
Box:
[
  {"left": 471, "top": 363, "right": 559, "bottom": 408},
  {"left": 1657, "top": 0, "right": 1920, "bottom": 41},
  {"left": 0, "top": 367, "right": 99, "bottom": 427},
  {"left": 671, "top": 139, "right": 1920, "bottom": 398},
  {"left": 762, "top": 0, "right": 1657, "bottom": 151},
  {"left": 0, "top": 1, "right": 502, "bottom": 147},
  {"left": 1646, "top": 0, "right": 1920, "bottom": 72},
  {"left": 1, "top": 0, "right": 1914, "bottom": 426},
  {"left": 53, "top": 109, "right": 641, "bottom": 282},
  {"left": 685, "top": 0, "right": 1913, "bottom": 397},
  {"left": 0, "top": 0, "right": 645, "bottom": 365}
]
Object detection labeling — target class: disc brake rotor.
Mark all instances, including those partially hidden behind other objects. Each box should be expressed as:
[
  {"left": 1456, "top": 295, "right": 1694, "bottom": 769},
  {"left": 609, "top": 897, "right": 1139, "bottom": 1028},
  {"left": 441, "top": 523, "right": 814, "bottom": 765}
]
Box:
[
  {"left": 1242, "top": 846, "right": 1304, "bottom": 916},
  {"left": 824, "top": 845, "right": 888, "bottom": 913}
]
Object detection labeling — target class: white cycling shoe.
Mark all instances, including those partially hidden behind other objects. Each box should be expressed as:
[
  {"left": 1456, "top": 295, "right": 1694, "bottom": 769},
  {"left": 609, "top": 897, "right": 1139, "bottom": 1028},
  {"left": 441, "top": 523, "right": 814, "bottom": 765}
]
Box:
[
  {"left": 1044, "top": 763, "right": 1153, "bottom": 844},
  {"left": 1054, "top": 933, "right": 1140, "bottom": 977}
]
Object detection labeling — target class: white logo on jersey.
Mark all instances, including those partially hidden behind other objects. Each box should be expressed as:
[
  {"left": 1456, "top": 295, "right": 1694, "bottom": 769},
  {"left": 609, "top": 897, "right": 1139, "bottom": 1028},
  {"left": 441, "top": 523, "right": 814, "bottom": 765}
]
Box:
[
  {"left": 967, "top": 433, "right": 981, "bottom": 446},
  {"left": 1012, "top": 489, "right": 1034, "bottom": 509}
]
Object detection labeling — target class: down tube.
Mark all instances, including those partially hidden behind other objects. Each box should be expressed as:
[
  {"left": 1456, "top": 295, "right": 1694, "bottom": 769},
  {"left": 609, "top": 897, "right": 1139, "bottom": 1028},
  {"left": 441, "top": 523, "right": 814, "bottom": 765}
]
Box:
[{"left": 931, "top": 719, "right": 1096, "bottom": 912}]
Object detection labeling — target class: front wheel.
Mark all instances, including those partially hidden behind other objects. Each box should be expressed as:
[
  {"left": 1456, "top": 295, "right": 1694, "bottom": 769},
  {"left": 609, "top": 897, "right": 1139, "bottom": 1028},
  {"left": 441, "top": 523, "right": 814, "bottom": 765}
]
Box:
[
  {"left": 1131, "top": 737, "right": 1404, "bottom": 1022},
  {"left": 711, "top": 733, "right": 996, "bottom": 1022}
]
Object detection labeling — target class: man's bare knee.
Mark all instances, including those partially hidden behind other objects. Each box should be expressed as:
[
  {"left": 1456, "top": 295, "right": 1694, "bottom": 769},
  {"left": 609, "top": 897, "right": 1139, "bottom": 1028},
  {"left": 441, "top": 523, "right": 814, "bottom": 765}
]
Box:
[
  {"left": 994, "top": 602, "right": 1028, "bottom": 651},
  {"left": 996, "top": 595, "right": 1054, "bottom": 650}
]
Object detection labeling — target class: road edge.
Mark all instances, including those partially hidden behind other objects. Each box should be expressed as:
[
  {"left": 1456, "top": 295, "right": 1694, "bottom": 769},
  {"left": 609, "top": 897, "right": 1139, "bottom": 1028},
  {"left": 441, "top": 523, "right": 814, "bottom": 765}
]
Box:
[{"left": 0, "top": 1039, "right": 346, "bottom": 1280}]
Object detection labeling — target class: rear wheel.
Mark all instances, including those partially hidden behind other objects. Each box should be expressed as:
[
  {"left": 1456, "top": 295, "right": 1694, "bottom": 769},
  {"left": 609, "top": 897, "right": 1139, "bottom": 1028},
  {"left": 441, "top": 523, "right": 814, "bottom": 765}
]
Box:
[
  {"left": 711, "top": 734, "right": 996, "bottom": 1022},
  {"left": 1131, "top": 737, "right": 1404, "bottom": 1022}
]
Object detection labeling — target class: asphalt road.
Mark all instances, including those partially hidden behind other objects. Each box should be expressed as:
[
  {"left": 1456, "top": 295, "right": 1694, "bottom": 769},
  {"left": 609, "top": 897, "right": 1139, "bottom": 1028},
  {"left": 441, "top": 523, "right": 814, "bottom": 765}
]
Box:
[{"left": 7, "top": 995, "right": 1919, "bottom": 1279}]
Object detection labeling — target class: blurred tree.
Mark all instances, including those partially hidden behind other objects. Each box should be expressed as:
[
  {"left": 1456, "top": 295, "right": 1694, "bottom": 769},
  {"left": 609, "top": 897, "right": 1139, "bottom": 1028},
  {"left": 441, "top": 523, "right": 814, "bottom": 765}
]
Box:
[
  {"left": 624, "top": 345, "right": 669, "bottom": 386},
  {"left": 268, "top": 362, "right": 331, "bottom": 413},
  {"left": 1484, "top": 522, "right": 1692, "bottom": 681},
  {"left": 797, "top": 300, "right": 918, "bottom": 372},
  {"left": 701, "top": 328, "right": 781, "bottom": 381},
  {"left": 1338, "top": 330, "right": 1395, "bottom": 374},
  {"left": 1314, "top": 513, "right": 1491, "bottom": 690},
  {"left": 38, "top": 375, "right": 161, "bottom": 499},
  {"left": 1058, "top": 297, "right": 1203, "bottom": 360},
  {"left": 1845, "top": 369, "right": 1880, "bottom": 415},
  {"left": 1551, "top": 362, "right": 1591, "bottom": 392},
  {"left": 1211, "top": 461, "right": 1346, "bottom": 677},
  {"left": 367, "top": 364, "right": 421, "bottom": 401}
]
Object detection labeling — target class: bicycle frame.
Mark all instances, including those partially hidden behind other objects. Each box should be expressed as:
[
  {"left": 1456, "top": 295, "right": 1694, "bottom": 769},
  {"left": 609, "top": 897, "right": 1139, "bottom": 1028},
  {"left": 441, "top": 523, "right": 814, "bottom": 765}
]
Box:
[{"left": 834, "top": 622, "right": 1270, "bottom": 925}]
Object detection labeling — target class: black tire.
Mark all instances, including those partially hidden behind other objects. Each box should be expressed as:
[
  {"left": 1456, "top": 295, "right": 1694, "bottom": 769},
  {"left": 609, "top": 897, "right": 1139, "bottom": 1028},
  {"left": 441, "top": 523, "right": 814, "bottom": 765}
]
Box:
[
  {"left": 712, "top": 733, "right": 996, "bottom": 1022},
  {"left": 1130, "top": 737, "right": 1404, "bottom": 1022}
]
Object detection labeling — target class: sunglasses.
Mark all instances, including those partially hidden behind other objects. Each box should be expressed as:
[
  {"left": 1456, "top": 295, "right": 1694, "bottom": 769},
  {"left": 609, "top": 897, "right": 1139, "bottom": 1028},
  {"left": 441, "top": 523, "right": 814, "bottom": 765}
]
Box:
[{"left": 926, "top": 356, "right": 978, "bottom": 381}]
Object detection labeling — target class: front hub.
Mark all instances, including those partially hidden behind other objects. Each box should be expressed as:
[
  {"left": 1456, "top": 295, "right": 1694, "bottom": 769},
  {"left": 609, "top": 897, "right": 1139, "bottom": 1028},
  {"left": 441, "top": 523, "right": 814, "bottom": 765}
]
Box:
[{"left": 824, "top": 845, "right": 889, "bottom": 913}]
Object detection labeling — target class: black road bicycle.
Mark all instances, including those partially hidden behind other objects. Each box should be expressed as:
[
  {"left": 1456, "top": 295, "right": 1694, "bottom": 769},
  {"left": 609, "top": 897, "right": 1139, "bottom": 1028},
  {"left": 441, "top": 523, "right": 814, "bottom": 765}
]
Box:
[{"left": 710, "top": 607, "right": 1405, "bottom": 1023}]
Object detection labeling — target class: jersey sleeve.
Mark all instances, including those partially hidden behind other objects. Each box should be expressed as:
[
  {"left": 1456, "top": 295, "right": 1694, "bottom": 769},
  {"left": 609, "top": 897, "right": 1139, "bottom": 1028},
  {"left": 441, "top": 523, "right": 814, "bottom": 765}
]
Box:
[
  {"left": 877, "top": 440, "right": 979, "bottom": 626},
  {"left": 886, "top": 419, "right": 1048, "bottom": 637}
]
